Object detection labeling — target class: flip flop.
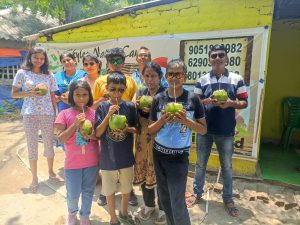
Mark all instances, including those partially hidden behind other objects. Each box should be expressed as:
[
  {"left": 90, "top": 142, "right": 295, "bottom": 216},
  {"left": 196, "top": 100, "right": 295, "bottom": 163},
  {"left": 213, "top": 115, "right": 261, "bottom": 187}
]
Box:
[
  {"left": 185, "top": 192, "right": 192, "bottom": 198},
  {"left": 29, "top": 183, "right": 39, "bottom": 193},
  {"left": 186, "top": 194, "right": 201, "bottom": 208},
  {"left": 49, "top": 174, "right": 63, "bottom": 182}
]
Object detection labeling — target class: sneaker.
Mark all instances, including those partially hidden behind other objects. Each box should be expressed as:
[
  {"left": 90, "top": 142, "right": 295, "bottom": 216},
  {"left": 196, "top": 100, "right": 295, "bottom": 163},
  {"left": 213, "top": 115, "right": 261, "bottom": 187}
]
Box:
[
  {"left": 128, "top": 190, "right": 138, "bottom": 206},
  {"left": 155, "top": 214, "right": 166, "bottom": 225},
  {"left": 97, "top": 194, "right": 107, "bottom": 206},
  {"left": 66, "top": 213, "right": 77, "bottom": 225},
  {"left": 80, "top": 217, "right": 91, "bottom": 225}
]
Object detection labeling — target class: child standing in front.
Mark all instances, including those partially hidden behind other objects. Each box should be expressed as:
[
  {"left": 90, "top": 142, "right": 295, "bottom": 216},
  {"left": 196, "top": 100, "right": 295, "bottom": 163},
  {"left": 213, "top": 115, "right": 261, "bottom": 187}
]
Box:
[
  {"left": 54, "top": 80, "right": 99, "bottom": 225},
  {"left": 94, "top": 72, "right": 138, "bottom": 225},
  {"left": 148, "top": 59, "right": 207, "bottom": 225}
]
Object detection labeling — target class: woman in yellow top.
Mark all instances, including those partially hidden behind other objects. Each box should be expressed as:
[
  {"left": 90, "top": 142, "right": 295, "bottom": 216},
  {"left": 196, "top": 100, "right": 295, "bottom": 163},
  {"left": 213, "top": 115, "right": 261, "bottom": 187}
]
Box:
[
  {"left": 80, "top": 53, "right": 102, "bottom": 109},
  {"left": 93, "top": 47, "right": 137, "bottom": 103}
]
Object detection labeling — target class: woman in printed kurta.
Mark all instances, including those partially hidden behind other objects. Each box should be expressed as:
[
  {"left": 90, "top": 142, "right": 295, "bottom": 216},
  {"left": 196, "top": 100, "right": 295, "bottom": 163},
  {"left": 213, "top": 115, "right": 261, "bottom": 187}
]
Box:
[{"left": 133, "top": 62, "right": 166, "bottom": 224}]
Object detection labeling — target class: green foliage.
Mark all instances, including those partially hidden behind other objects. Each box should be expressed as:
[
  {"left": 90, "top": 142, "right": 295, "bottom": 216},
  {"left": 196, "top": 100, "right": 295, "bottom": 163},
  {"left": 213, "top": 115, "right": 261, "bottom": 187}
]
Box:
[
  {"left": 1, "top": 0, "right": 153, "bottom": 24},
  {"left": 0, "top": 0, "right": 15, "bottom": 9}
]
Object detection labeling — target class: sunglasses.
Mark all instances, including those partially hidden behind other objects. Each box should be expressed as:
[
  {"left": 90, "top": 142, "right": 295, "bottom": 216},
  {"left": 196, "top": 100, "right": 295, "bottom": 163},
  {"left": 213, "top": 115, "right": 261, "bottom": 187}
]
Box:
[
  {"left": 83, "top": 62, "right": 96, "bottom": 67},
  {"left": 166, "top": 72, "right": 184, "bottom": 79},
  {"left": 109, "top": 58, "right": 123, "bottom": 65},
  {"left": 210, "top": 53, "right": 226, "bottom": 59},
  {"left": 108, "top": 87, "right": 125, "bottom": 93}
]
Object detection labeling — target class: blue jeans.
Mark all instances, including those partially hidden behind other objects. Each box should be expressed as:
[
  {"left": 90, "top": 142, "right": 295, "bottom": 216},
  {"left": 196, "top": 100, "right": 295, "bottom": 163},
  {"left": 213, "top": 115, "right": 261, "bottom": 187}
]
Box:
[
  {"left": 153, "top": 152, "right": 191, "bottom": 225},
  {"left": 65, "top": 166, "right": 98, "bottom": 218},
  {"left": 193, "top": 134, "right": 234, "bottom": 203}
]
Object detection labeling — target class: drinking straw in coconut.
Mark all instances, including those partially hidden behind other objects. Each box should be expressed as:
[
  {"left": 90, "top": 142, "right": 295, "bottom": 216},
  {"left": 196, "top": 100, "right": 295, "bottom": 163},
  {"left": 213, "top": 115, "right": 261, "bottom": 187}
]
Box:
[
  {"left": 174, "top": 81, "right": 176, "bottom": 103},
  {"left": 81, "top": 103, "right": 85, "bottom": 114},
  {"left": 116, "top": 98, "right": 119, "bottom": 115},
  {"left": 81, "top": 103, "right": 86, "bottom": 154}
]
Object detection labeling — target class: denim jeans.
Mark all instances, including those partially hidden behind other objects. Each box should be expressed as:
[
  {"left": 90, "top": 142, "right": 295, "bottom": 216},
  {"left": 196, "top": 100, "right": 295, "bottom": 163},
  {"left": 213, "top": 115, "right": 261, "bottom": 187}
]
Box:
[
  {"left": 65, "top": 166, "right": 98, "bottom": 218},
  {"left": 193, "top": 134, "right": 234, "bottom": 203},
  {"left": 153, "top": 152, "right": 191, "bottom": 225}
]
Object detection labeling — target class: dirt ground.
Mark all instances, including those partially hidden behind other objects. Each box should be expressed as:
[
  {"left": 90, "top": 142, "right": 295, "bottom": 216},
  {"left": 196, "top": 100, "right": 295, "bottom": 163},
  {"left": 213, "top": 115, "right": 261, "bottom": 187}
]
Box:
[{"left": 0, "top": 119, "right": 299, "bottom": 225}]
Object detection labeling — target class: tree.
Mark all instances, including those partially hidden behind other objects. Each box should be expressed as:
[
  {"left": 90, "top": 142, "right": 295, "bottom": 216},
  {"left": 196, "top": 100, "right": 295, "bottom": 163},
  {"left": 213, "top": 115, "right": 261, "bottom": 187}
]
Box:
[
  {"left": 0, "top": 0, "right": 119, "bottom": 24},
  {"left": 1, "top": 0, "right": 152, "bottom": 25}
]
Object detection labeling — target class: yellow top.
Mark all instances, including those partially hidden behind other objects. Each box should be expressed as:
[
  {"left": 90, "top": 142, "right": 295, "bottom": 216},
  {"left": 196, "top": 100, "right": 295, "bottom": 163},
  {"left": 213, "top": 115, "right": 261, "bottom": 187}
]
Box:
[{"left": 93, "top": 74, "right": 138, "bottom": 102}]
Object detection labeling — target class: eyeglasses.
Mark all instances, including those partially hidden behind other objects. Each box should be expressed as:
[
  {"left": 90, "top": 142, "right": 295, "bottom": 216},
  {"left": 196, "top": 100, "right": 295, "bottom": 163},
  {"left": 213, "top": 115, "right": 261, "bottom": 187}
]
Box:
[
  {"left": 210, "top": 53, "right": 226, "bottom": 59},
  {"left": 83, "top": 62, "right": 96, "bottom": 67},
  {"left": 166, "top": 72, "right": 184, "bottom": 79},
  {"left": 108, "top": 87, "right": 125, "bottom": 93},
  {"left": 109, "top": 58, "right": 123, "bottom": 65}
]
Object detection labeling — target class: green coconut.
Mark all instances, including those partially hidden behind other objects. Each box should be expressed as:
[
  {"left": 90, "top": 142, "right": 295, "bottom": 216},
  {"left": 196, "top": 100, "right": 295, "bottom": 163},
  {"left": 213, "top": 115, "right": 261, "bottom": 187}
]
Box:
[
  {"left": 80, "top": 120, "right": 93, "bottom": 136},
  {"left": 109, "top": 114, "right": 127, "bottom": 130},
  {"left": 212, "top": 89, "right": 228, "bottom": 102},
  {"left": 139, "top": 95, "right": 153, "bottom": 109},
  {"left": 35, "top": 84, "right": 48, "bottom": 96},
  {"left": 165, "top": 102, "right": 183, "bottom": 115}
]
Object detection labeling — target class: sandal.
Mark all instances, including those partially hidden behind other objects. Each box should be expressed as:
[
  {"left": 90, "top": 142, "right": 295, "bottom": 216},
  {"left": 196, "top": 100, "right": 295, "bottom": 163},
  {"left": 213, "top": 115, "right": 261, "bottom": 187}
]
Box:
[
  {"left": 138, "top": 206, "right": 155, "bottom": 220},
  {"left": 186, "top": 194, "right": 201, "bottom": 208},
  {"left": 29, "top": 182, "right": 39, "bottom": 193},
  {"left": 49, "top": 173, "right": 63, "bottom": 182},
  {"left": 224, "top": 201, "right": 239, "bottom": 217},
  {"left": 155, "top": 213, "right": 166, "bottom": 225}
]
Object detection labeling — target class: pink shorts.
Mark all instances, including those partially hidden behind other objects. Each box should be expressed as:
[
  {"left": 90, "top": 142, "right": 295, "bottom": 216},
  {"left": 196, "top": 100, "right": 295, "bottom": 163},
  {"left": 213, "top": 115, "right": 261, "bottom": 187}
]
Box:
[{"left": 23, "top": 115, "right": 55, "bottom": 160}]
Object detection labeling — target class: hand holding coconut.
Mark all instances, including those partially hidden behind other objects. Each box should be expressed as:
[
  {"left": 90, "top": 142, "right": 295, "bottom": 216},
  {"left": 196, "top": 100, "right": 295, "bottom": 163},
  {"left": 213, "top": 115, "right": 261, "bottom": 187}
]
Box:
[
  {"left": 75, "top": 113, "right": 86, "bottom": 128},
  {"left": 210, "top": 89, "right": 232, "bottom": 108},
  {"left": 27, "top": 84, "right": 47, "bottom": 97},
  {"left": 60, "top": 91, "right": 69, "bottom": 104},
  {"left": 136, "top": 95, "right": 153, "bottom": 113},
  {"left": 34, "top": 84, "right": 48, "bottom": 96}
]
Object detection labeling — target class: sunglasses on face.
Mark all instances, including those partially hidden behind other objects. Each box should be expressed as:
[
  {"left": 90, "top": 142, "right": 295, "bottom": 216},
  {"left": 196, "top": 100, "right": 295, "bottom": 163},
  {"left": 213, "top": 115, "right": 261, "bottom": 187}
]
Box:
[
  {"left": 108, "top": 87, "right": 125, "bottom": 93},
  {"left": 210, "top": 53, "right": 226, "bottom": 59},
  {"left": 166, "top": 72, "right": 183, "bottom": 79},
  {"left": 138, "top": 54, "right": 150, "bottom": 58},
  {"left": 109, "top": 58, "right": 123, "bottom": 65},
  {"left": 83, "top": 62, "right": 96, "bottom": 67}
]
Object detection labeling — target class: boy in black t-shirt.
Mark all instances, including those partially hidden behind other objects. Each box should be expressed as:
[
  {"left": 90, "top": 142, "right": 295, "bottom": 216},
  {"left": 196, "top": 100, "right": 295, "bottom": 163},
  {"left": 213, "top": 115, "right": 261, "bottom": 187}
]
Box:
[
  {"left": 148, "top": 59, "right": 207, "bottom": 225},
  {"left": 95, "top": 72, "right": 138, "bottom": 225}
]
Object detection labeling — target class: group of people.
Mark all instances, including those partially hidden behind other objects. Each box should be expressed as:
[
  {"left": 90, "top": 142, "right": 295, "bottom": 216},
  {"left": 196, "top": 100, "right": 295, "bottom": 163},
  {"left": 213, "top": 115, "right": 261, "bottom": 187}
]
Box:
[{"left": 11, "top": 44, "right": 248, "bottom": 225}]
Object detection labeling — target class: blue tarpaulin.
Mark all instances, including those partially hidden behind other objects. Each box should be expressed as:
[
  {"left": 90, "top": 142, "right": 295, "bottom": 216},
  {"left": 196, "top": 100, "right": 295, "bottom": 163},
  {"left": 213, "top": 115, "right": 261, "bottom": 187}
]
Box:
[
  {"left": 0, "top": 57, "right": 22, "bottom": 67},
  {"left": 0, "top": 85, "right": 23, "bottom": 114}
]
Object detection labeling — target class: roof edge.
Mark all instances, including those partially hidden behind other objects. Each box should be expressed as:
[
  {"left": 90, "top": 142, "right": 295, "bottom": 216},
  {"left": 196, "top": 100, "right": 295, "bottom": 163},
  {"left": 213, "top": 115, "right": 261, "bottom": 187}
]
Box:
[{"left": 23, "top": 0, "right": 181, "bottom": 41}]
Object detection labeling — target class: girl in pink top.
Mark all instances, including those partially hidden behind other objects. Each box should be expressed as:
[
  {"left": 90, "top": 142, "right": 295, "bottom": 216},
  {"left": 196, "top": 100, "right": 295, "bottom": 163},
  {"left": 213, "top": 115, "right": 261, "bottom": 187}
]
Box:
[{"left": 55, "top": 80, "right": 99, "bottom": 225}]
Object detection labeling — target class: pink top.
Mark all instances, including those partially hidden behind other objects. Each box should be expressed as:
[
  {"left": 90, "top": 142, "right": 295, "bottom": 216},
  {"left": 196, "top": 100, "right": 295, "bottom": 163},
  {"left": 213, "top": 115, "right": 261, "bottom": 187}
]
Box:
[{"left": 55, "top": 108, "right": 99, "bottom": 169}]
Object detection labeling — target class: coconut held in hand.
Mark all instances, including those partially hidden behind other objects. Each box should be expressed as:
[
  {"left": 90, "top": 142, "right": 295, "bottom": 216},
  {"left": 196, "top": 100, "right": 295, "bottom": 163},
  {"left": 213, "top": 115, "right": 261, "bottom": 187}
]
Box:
[
  {"left": 211, "top": 89, "right": 228, "bottom": 102},
  {"left": 109, "top": 114, "right": 127, "bottom": 130},
  {"left": 35, "top": 84, "right": 48, "bottom": 96},
  {"left": 139, "top": 95, "right": 153, "bottom": 109},
  {"left": 61, "top": 91, "right": 69, "bottom": 99},
  {"left": 80, "top": 120, "right": 93, "bottom": 136},
  {"left": 165, "top": 102, "right": 183, "bottom": 115}
]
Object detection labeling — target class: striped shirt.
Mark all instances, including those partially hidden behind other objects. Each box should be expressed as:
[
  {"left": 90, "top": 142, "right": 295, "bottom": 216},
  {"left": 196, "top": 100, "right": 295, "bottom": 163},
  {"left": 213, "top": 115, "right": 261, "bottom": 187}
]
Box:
[{"left": 194, "top": 69, "right": 248, "bottom": 136}]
